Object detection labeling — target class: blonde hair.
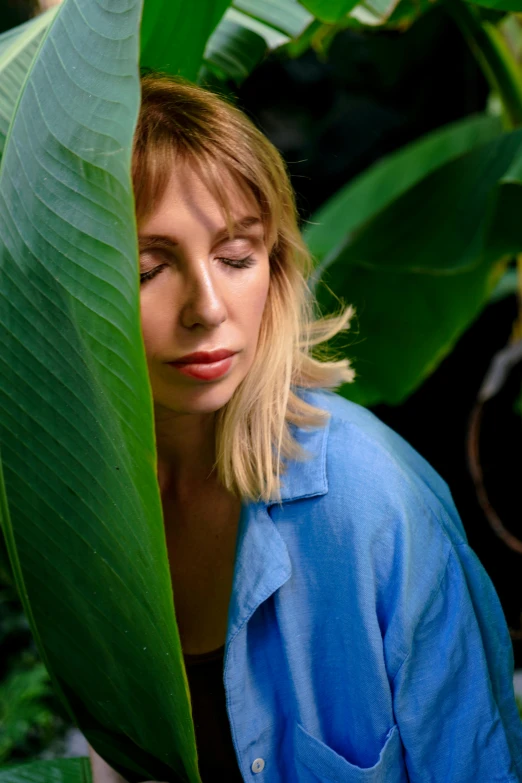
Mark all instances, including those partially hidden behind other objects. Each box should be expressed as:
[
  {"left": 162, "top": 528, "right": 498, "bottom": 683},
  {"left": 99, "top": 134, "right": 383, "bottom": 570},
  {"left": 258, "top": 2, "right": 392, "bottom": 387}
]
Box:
[{"left": 133, "top": 72, "right": 357, "bottom": 506}]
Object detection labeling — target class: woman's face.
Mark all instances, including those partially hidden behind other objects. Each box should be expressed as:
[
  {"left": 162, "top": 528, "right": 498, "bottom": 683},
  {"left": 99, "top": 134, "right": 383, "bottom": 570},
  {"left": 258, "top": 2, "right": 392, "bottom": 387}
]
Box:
[{"left": 138, "top": 160, "right": 271, "bottom": 416}]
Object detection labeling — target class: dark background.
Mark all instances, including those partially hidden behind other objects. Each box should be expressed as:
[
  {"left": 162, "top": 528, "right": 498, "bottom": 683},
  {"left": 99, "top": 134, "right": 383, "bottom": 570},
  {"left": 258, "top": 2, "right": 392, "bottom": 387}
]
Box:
[{"left": 0, "top": 0, "right": 37, "bottom": 31}]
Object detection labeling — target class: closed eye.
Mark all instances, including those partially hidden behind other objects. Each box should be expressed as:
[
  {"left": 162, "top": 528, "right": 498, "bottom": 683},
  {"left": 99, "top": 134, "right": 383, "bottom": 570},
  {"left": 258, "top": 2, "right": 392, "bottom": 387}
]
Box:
[
  {"left": 140, "top": 265, "right": 166, "bottom": 284},
  {"left": 218, "top": 255, "right": 255, "bottom": 269},
  {"left": 139, "top": 255, "right": 256, "bottom": 284}
]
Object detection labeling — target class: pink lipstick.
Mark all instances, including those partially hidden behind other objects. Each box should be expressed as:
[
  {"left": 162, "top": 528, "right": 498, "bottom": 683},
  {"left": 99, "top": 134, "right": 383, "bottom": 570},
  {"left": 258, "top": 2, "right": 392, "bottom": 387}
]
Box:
[{"left": 169, "top": 354, "right": 236, "bottom": 381}]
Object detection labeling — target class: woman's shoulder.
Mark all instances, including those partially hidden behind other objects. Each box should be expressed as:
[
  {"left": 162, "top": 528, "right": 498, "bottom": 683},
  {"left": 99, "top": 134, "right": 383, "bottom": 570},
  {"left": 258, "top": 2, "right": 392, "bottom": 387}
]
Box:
[
  {"left": 293, "top": 387, "right": 470, "bottom": 624},
  {"left": 285, "top": 390, "right": 522, "bottom": 773},
  {"left": 299, "top": 386, "right": 463, "bottom": 534}
]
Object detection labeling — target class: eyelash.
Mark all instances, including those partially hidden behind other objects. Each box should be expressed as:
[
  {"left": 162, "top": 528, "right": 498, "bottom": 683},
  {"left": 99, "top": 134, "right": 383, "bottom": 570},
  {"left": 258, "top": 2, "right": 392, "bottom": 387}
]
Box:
[{"left": 139, "top": 255, "right": 256, "bottom": 284}]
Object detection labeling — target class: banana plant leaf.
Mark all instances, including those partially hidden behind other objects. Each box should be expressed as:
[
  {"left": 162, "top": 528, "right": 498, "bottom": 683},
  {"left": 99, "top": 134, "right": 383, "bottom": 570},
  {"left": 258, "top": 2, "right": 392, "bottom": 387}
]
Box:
[
  {"left": 234, "top": 0, "right": 314, "bottom": 35},
  {"left": 312, "top": 0, "right": 439, "bottom": 32},
  {"left": 0, "top": 0, "right": 231, "bottom": 154},
  {"left": 383, "top": 0, "right": 437, "bottom": 29},
  {"left": 466, "top": 0, "right": 522, "bottom": 12},
  {"left": 0, "top": 759, "right": 91, "bottom": 783},
  {"left": 200, "top": 0, "right": 314, "bottom": 85},
  {"left": 299, "top": 0, "right": 361, "bottom": 22},
  {"left": 305, "top": 112, "right": 515, "bottom": 407},
  {"left": 0, "top": 0, "right": 231, "bottom": 781},
  {"left": 0, "top": 7, "right": 59, "bottom": 158},
  {"left": 141, "top": 0, "right": 230, "bottom": 80},
  {"left": 200, "top": 14, "right": 269, "bottom": 84},
  {"left": 0, "top": 24, "right": 25, "bottom": 55},
  {"left": 346, "top": 0, "right": 403, "bottom": 26}
]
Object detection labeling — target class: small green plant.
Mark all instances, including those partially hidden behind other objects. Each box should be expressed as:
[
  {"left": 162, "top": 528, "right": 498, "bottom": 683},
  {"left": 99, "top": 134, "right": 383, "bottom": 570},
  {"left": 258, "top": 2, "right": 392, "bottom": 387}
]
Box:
[
  {"left": 0, "top": 581, "right": 69, "bottom": 764},
  {"left": 0, "top": 664, "right": 60, "bottom": 762}
]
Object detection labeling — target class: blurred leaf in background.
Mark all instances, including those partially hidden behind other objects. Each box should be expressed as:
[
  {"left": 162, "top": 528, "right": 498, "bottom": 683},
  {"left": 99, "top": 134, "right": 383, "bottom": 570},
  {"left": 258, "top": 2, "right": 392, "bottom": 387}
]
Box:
[
  {"left": 0, "top": 665, "right": 60, "bottom": 762},
  {"left": 0, "top": 579, "right": 70, "bottom": 765}
]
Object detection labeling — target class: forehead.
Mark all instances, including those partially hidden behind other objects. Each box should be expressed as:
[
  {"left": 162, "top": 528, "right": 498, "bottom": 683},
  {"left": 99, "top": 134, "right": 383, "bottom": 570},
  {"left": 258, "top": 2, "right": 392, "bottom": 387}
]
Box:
[{"left": 139, "top": 158, "right": 261, "bottom": 234}]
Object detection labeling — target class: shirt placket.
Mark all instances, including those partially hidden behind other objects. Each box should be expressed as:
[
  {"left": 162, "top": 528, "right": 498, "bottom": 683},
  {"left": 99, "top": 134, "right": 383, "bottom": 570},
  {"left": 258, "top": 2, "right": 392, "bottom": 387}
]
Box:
[{"left": 223, "top": 501, "right": 292, "bottom": 781}]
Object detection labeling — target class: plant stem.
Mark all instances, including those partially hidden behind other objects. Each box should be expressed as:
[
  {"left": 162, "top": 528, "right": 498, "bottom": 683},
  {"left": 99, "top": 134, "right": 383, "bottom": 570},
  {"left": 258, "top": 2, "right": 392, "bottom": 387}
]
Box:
[{"left": 445, "top": 0, "right": 522, "bottom": 129}]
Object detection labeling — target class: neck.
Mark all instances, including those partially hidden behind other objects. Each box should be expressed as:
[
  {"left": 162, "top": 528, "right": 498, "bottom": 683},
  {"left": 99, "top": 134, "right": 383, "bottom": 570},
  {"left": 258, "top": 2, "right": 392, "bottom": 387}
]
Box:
[{"left": 153, "top": 404, "right": 218, "bottom": 498}]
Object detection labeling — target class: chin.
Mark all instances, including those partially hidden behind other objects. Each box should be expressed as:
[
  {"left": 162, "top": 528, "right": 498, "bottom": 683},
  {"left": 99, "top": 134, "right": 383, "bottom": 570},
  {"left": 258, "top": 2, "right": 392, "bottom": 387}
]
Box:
[{"left": 153, "top": 379, "right": 239, "bottom": 415}]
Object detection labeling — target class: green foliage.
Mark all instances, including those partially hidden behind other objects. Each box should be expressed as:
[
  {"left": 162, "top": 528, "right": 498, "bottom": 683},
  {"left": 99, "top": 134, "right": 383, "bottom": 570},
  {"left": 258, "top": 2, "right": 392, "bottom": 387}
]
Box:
[
  {"left": 300, "top": 0, "right": 360, "bottom": 22},
  {"left": 0, "top": 582, "right": 69, "bottom": 765},
  {"left": 200, "top": 0, "right": 314, "bottom": 85},
  {"left": 140, "top": 0, "right": 230, "bottom": 80},
  {"left": 0, "top": 665, "right": 59, "bottom": 763},
  {"left": 305, "top": 114, "right": 513, "bottom": 405},
  {"left": 0, "top": 758, "right": 92, "bottom": 783},
  {"left": 467, "top": 0, "right": 522, "bottom": 13}
]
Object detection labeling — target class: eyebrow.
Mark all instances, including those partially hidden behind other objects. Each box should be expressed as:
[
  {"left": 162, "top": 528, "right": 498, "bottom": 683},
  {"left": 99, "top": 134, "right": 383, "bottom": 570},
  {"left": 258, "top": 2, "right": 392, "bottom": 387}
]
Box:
[{"left": 138, "top": 216, "right": 263, "bottom": 249}]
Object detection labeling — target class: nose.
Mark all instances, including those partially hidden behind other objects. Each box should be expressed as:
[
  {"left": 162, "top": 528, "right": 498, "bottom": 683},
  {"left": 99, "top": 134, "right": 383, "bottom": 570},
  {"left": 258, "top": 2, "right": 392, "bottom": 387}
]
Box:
[{"left": 179, "top": 258, "right": 227, "bottom": 330}]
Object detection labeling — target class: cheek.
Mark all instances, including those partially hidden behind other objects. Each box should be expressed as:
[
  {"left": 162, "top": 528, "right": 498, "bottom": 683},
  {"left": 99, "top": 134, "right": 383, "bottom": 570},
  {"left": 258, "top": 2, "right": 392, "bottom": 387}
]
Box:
[
  {"left": 238, "top": 272, "right": 270, "bottom": 358},
  {"left": 249, "top": 277, "right": 270, "bottom": 321},
  {"left": 246, "top": 263, "right": 270, "bottom": 320},
  {"left": 139, "top": 297, "right": 171, "bottom": 356},
  {"left": 236, "top": 289, "right": 267, "bottom": 353}
]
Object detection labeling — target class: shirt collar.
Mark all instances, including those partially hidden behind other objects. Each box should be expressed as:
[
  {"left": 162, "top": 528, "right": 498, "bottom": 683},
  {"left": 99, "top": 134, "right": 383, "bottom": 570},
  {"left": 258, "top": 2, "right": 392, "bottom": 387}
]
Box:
[
  {"left": 226, "top": 392, "right": 330, "bottom": 643},
  {"left": 276, "top": 405, "right": 330, "bottom": 505}
]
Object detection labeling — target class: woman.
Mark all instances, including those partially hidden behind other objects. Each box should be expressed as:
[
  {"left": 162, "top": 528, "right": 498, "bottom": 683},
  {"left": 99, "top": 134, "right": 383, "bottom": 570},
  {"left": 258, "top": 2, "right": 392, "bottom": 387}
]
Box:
[{"left": 89, "top": 72, "right": 522, "bottom": 782}]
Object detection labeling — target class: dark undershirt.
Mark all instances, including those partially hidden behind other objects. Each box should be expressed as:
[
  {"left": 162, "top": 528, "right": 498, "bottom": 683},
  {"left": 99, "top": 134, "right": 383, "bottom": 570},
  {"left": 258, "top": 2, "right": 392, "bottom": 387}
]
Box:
[{"left": 183, "top": 645, "right": 244, "bottom": 782}]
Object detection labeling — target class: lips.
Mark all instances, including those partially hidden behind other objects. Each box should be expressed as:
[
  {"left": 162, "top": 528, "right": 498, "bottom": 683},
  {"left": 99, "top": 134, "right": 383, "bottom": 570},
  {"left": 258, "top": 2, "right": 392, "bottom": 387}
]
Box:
[
  {"left": 173, "top": 349, "right": 235, "bottom": 365},
  {"left": 170, "top": 354, "right": 236, "bottom": 381}
]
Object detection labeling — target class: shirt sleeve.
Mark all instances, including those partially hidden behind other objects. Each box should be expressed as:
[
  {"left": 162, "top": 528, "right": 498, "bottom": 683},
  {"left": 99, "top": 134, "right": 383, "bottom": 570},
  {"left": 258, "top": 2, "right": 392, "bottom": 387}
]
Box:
[{"left": 391, "top": 540, "right": 522, "bottom": 782}]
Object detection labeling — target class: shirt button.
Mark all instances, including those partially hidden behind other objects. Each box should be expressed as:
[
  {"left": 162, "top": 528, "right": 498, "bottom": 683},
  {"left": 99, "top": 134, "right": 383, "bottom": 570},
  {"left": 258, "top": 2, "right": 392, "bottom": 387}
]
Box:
[{"left": 251, "top": 758, "right": 265, "bottom": 773}]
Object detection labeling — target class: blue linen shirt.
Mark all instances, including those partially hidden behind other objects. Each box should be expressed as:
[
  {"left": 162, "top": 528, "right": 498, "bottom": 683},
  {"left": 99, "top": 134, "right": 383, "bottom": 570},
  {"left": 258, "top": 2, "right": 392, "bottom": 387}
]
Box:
[{"left": 223, "top": 386, "right": 522, "bottom": 782}]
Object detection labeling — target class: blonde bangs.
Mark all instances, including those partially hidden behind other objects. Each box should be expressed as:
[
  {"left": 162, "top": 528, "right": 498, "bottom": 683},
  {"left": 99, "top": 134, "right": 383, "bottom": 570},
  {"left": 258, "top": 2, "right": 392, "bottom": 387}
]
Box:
[
  {"left": 132, "top": 85, "right": 278, "bottom": 248},
  {"left": 133, "top": 72, "right": 357, "bottom": 505}
]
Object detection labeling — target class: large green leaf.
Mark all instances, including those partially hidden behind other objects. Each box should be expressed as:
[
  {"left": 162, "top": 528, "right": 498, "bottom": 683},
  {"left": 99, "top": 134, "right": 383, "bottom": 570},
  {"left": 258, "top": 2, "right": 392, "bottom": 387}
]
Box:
[
  {"left": 330, "top": 130, "right": 522, "bottom": 274},
  {"left": 304, "top": 113, "right": 511, "bottom": 406},
  {"left": 305, "top": 113, "right": 503, "bottom": 266},
  {"left": 0, "top": 8, "right": 58, "bottom": 158},
  {"left": 0, "top": 759, "right": 91, "bottom": 783},
  {"left": 200, "top": 12, "right": 270, "bottom": 85},
  {"left": 0, "top": 17, "right": 40, "bottom": 58},
  {"left": 141, "top": 0, "right": 230, "bottom": 80},
  {"left": 0, "top": 0, "right": 238, "bottom": 780},
  {"left": 0, "top": 0, "right": 230, "bottom": 146}
]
